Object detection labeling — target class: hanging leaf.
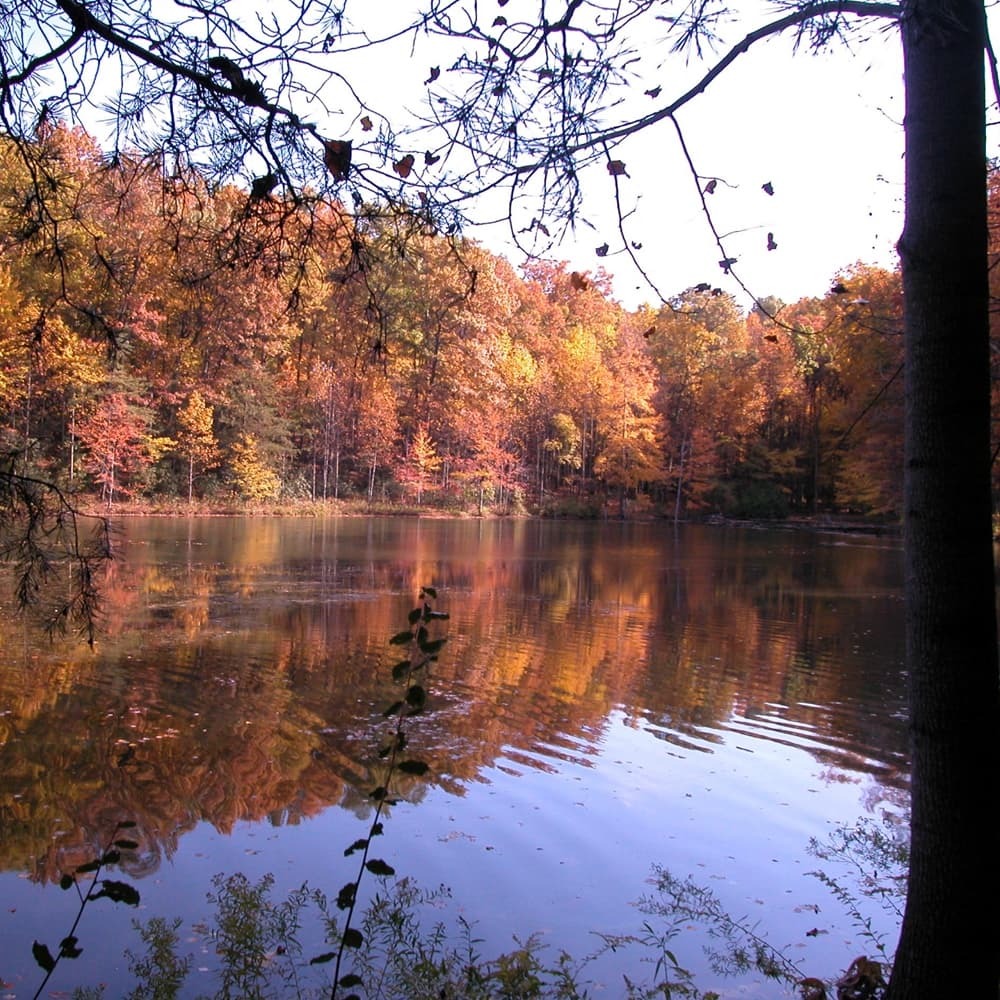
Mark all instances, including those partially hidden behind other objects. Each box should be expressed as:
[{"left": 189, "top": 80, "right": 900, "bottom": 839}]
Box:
[
  {"left": 393, "top": 154, "right": 415, "bottom": 178},
  {"left": 424, "top": 151, "right": 440, "bottom": 165},
  {"left": 339, "top": 974, "right": 364, "bottom": 989},
  {"left": 391, "top": 659, "right": 411, "bottom": 682},
  {"left": 596, "top": 243, "right": 609, "bottom": 257},
  {"left": 323, "top": 139, "right": 352, "bottom": 180},
  {"left": 764, "top": 333, "right": 779, "bottom": 342},
  {"left": 704, "top": 179, "right": 717, "bottom": 194},
  {"left": 336, "top": 882, "right": 357, "bottom": 909},
  {"left": 365, "top": 859, "right": 396, "bottom": 877},
  {"left": 310, "top": 951, "right": 337, "bottom": 965},
  {"left": 570, "top": 271, "right": 589, "bottom": 291},
  {"left": 249, "top": 173, "right": 278, "bottom": 200},
  {"left": 607, "top": 160, "right": 628, "bottom": 177},
  {"left": 493, "top": 15, "right": 507, "bottom": 25},
  {"left": 114, "top": 839, "right": 139, "bottom": 850},
  {"left": 342, "top": 928, "right": 364, "bottom": 949},
  {"left": 59, "top": 874, "right": 75, "bottom": 890},
  {"left": 767, "top": 232, "right": 778, "bottom": 251},
  {"left": 59, "top": 936, "right": 82, "bottom": 959},
  {"left": 718, "top": 257, "right": 737, "bottom": 272},
  {"left": 831, "top": 282, "right": 849, "bottom": 294},
  {"left": 643, "top": 327, "right": 656, "bottom": 338},
  {"left": 405, "top": 684, "right": 427, "bottom": 708},
  {"left": 344, "top": 838, "right": 368, "bottom": 856},
  {"left": 424, "top": 67, "right": 440, "bottom": 84},
  {"left": 422, "top": 586, "right": 438, "bottom": 598},
  {"left": 32, "top": 941, "right": 56, "bottom": 973},
  {"left": 762, "top": 180, "right": 775, "bottom": 195},
  {"left": 389, "top": 630, "right": 413, "bottom": 646},
  {"left": 360, "top": 116, "right": 373, "bottom": 131},
  {"left": 631, "top": 241, "right": 643, "bottom": 250},
  {"left": 695, "top": 282, "right": 712, "bottom": 292},
  {"left": 645, "top": 85, "right": 662, "bottom": 98}
]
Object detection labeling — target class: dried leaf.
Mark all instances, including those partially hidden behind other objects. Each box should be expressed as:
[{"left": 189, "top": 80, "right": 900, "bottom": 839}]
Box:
[
  {"left": 767, "top": 232, "right": 778, "bottom": 251},
  {"left": 643, "top": 327, "right": 655, "bottom": 338},
  {"left": 596, "top": 243, "right": 609, "bottom": 257},
  {"left": 250, "top": 173, "right": 278, "bottom": 200},
  {"left": 424, "top": 67, "right": 440, "bottom": 84},
  {"left": 424, "top": 151, "right": 440, "bottom": 165},
  {"left": 493, "top": 15, "right": 507, "bottom": 25},
  {"left": 718, "top": 257, "right": 737, "bottom": 272},
  {"left": 570, "top": 271, "right": 589, "bottom": 291},
  {"left": 323, "top": 139, "right": 352, "bottom": 181},
  {"left": 704, "top": 178, "right": 717, "bottom": 194},
  {"left": 393, "top": 154, "right": 415, "bottom": 179},
  {"left": 607, "top": 160, "right": 628, "bottom": 177},
  {"left": 762, "top": 180, "right": 775, "bottom": 195},
  {"left": 360, "top": 116, "right": 373, "bottom": 132},
  {"left": 764, "top": 333, "right": 779, "bottom": 342},
  {"left": 645, "top": 86, "right": 662, "bottom": 98},
  {"left": 831, "top": 282, "right": 848, "bottom": 294}
]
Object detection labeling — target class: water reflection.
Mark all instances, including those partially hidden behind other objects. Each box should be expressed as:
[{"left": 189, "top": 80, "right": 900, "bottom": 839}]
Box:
[{"left": 0, "top": 518, "right": 907, "bottom": 900}]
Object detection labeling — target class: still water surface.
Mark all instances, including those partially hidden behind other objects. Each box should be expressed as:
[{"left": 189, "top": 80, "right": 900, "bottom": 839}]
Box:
[{"left": 0, "top": 517, "right": 908, "bottom": 997}]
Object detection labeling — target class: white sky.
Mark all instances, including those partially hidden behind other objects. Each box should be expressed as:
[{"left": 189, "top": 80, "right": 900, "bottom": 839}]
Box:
[
  {"left": 338, "top": 4, "right": 993, "bottom": 311},
  {"left": 435, "top": 19, "right": 909, "bottom": 309}
]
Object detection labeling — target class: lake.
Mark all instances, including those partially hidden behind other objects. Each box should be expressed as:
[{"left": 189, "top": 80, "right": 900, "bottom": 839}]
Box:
[{"left": 0, "top": 516, "right": 908, "bottom": 997}]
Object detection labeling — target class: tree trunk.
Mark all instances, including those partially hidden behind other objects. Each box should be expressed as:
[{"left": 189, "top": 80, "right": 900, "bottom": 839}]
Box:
[{"left": 888, "top": 0, "right": 1000, "bottom": 994}]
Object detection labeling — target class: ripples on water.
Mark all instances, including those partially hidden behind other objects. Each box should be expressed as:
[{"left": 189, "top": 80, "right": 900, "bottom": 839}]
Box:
[{"left": 0, "top": 517, "right": 908, "bottom": 997}]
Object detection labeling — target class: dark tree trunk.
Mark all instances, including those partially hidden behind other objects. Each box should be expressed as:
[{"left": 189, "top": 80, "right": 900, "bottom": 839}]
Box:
[{"left": 889, "top": 0, "right": 1000, "bottom": 994}]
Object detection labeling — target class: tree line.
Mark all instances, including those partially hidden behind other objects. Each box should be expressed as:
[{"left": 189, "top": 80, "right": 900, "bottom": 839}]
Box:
[{"left": 0, "top": 125, "right": 928, "bottom": 521}]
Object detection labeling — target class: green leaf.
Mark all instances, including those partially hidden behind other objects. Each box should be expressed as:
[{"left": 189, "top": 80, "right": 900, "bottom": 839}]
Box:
[
  {"left": 389, "top": 630, "right": 413, "bottom": 646},
  {"left": 59, "top": 874, "right": 75, "bottom": 890},
  {"left": 113, "top": 839, "right": 139, "bottom": 850},
  {"left": 391, "top": 659, "right": 411, "bottom": 682},
  {"left": 398, "top": 760, "right": 429, "bottom": 775},
  {"left": 342, "top": 927, "right": 364, "bottom": 949},
  {"left": 365, "top": 859, "right": 395, "bottom": 877},
  {"left": 338, "top": 974, "right": 364, "bottom": 988},
  {"left": 310, "top": 951, "right": 337, "bottom": 965},
  {"left": 405, "top": 685, "right": 427, "bottom": 709},
  {"left": 344, "top": 838, "right": 368, "bottom": 856},
  {"left": 101, "top": 850, "right": 121, "bottom": 865},
  {"left": 407, "top": 607, "right": 421, "bottom": 624},
  {"left": 93, "top": 880, "right": 140, "bottom": 906},
  {"left": 75, "top": 859, "right": 101, "bottom": 875},
  {"left": 371, "top": 822, "right": 384, "bottom": 836},
  {"left": 418, "top": 637, "right": 446, "bottom": 655},
  {"left": 33, "top": 941, "right": 56, "bottom": 972},
  {"left": 336, "top": 882, "right": 357, "bottom": 910}
]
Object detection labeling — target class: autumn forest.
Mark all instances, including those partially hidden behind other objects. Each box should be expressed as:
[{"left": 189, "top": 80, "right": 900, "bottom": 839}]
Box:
[{"left": 6, "top": 123, "right": 982, "bottom": 522}]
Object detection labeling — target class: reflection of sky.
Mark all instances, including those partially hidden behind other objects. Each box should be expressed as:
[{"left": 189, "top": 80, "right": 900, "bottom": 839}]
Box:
[{"left": 4, "top": 713, "right": 899, "bottom": 997}]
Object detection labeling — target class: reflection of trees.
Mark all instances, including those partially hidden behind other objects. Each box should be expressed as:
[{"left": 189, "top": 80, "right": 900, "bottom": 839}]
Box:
[{"left": 0, "top": 519, "right": 907, "bottom": 883}]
